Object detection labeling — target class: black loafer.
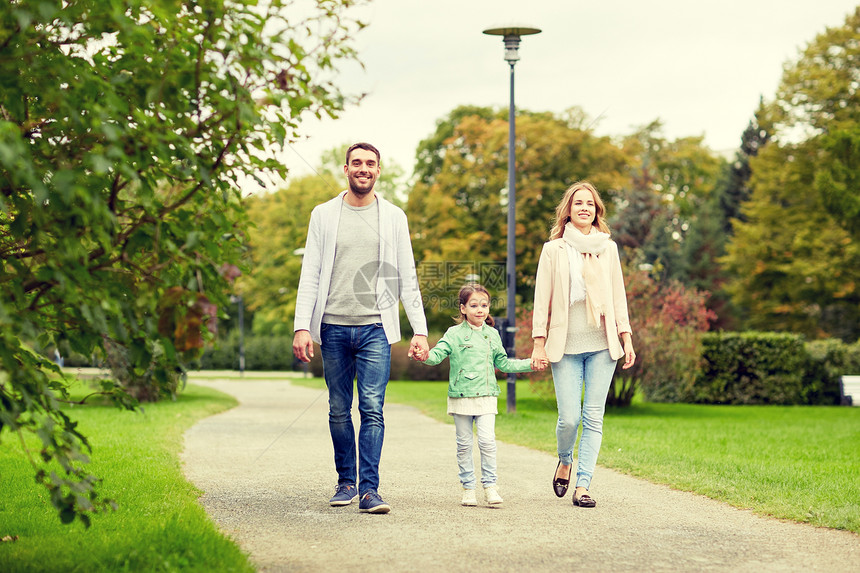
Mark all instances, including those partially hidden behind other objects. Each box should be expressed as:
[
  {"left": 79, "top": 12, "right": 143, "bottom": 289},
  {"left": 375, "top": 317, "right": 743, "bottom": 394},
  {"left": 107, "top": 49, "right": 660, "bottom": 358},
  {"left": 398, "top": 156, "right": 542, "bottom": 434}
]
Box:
[
  {"left": 573, "top": 492, "right": 596, "bottom": 508},
  {"left": 552, "top": 461, "right": 570, "bottom": 498}
]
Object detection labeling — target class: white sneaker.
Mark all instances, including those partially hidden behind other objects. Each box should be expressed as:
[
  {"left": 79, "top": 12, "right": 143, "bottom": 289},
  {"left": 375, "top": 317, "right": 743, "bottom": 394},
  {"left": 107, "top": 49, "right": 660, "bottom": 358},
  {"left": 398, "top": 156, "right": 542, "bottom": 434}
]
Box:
[
  {"left": 484, "top": 485, "right": 503, "bottom": 505},
  {"left": 461, "top": 488, "right": 477, "bottom": 506}
]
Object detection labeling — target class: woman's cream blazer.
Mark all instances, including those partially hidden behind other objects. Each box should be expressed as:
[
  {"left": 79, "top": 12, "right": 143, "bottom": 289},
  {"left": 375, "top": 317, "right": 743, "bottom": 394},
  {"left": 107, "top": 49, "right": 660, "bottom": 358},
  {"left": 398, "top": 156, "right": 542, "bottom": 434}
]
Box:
[{"left": 532, "top": 238, "right": 632, "bottom": 362}]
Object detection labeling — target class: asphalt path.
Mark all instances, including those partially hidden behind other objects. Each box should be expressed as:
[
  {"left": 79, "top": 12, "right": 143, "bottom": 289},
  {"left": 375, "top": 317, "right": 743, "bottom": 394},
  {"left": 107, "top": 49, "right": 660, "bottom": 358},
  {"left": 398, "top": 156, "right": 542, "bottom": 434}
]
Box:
[{"left": 181, "top": 377, "right": 859, "bottom": 572}]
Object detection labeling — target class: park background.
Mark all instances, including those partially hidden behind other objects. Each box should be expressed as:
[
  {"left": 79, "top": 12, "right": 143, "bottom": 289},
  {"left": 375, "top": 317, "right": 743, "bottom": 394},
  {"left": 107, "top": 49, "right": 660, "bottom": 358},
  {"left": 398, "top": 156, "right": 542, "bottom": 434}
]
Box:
[{"left": 1, "top": 1, "right": 859, "bottom": 570}]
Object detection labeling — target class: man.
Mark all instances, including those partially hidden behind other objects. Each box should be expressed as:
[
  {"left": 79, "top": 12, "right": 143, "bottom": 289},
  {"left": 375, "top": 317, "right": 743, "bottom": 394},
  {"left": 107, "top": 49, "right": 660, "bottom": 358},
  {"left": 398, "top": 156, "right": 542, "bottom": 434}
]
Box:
[{"left": 292, "top": 142, "right": 429, "bottom": 514}]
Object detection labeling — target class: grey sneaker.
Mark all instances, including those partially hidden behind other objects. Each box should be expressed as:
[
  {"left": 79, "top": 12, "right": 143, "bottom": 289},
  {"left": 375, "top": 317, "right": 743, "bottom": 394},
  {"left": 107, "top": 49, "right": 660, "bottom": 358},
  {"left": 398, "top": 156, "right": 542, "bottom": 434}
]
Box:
[
  {"left": 484, "top": 485, "right": 503, "bottom": 505},
  {"left": 329, "top": 484, "right": 358, "bottom": 506},
  {"left": 358, "top": 490, "right": 391, "bottom": 514}
]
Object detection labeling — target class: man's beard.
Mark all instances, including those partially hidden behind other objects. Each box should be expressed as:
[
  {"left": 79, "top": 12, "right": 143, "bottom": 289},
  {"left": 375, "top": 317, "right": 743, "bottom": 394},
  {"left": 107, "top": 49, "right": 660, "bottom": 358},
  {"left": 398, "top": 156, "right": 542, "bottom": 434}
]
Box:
[{"left": 348, "top": 177, "right": 374, "bottom": 196}]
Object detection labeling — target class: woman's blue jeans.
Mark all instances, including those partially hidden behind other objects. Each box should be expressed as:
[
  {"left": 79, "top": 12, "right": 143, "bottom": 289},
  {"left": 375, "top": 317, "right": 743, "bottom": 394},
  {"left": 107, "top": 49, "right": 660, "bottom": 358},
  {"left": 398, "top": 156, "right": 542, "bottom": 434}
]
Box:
[
  {"left": 551, "top": 349, "right": 617, "bottom": 490},
  {"left": 320, "top": 323, "right": 391, "bottom": 496}
]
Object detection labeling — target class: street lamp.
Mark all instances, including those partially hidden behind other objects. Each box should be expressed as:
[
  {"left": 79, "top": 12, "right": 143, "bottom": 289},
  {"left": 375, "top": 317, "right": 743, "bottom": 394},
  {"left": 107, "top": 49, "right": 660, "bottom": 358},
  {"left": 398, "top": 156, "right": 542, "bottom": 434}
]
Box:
[
  {"left": 483, "top": 25, "right": 541, "bottom": 414},
  {"left": 229, "top": 294, "right": 245, "bottom": 376},
  {"left": 292, "top": 247, "right": 310, "bottom": 378}
]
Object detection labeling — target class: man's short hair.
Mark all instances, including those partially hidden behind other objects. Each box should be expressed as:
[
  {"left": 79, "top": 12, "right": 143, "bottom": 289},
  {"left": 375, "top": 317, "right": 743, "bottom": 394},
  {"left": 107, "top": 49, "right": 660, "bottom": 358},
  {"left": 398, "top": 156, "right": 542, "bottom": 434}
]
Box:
[{"left": 346, "top": 142, "right": 381, "bottom": 165}]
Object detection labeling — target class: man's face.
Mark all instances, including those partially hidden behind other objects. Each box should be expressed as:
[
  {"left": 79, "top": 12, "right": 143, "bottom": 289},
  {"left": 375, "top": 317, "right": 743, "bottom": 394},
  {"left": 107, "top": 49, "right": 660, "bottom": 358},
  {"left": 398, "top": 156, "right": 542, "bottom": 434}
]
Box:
[{"left": 344, "top": 148, "right": 380, "bottom": 196}]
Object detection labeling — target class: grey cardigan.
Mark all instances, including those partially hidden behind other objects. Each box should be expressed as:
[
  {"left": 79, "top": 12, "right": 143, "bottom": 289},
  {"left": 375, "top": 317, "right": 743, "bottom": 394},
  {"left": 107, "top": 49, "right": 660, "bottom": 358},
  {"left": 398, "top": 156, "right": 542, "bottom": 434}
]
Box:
[{"left": 293, "top": 191, "right": 428, "bottom": 344}]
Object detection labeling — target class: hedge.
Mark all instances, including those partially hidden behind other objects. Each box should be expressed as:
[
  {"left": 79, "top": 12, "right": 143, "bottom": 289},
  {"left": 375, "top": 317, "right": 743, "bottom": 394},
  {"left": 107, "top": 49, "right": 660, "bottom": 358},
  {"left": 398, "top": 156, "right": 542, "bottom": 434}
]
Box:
[
  {"left": 692, "top": 332, "right": 860, "bottom": 405},
  {"left": 198, "top": 330, "right": 860, "bottom": 407}
]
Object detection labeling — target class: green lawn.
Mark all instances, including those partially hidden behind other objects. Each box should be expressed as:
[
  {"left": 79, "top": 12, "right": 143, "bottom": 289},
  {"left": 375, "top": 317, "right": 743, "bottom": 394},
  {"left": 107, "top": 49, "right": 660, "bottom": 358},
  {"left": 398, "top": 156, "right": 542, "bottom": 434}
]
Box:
[
  {"left": 0, "top": 381, "right": 255, "bottom": 573},
  {"left": 304, "top": 377, "right": 860, "bottom": 534}
]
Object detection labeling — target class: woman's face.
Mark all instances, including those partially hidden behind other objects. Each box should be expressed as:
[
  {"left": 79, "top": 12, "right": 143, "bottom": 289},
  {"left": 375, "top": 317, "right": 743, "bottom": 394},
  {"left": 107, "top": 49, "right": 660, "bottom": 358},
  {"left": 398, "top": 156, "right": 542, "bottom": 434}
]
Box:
[{"left": 569, "top": 188, "right": 596, "bottom": 232}]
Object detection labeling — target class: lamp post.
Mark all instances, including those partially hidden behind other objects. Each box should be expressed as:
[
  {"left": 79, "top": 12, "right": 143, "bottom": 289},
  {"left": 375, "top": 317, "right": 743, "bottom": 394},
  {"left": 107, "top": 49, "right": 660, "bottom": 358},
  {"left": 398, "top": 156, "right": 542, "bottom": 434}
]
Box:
[
  {"left": 483, "top": 25, "right": 541, "bottom": 414},
  {"left": 293, "top": 247, "right": 310, "bottom": 378},
  {"left": 230, "top": 294, "right": 245, "bottom": 376}
]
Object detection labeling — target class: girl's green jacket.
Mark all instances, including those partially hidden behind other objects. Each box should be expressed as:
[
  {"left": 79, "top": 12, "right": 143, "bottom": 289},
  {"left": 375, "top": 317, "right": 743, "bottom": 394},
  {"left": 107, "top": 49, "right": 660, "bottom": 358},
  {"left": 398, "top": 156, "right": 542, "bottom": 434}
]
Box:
[{"left": 424, "top": 321, "right": 533, "bottom": 398}]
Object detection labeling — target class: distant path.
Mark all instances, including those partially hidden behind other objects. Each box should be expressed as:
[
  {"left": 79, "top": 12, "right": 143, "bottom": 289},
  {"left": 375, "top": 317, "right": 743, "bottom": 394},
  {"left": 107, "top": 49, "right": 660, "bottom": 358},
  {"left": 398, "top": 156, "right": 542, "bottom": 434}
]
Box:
[{"left": 181, "top": 378, "right": 859, "bottom": 572}]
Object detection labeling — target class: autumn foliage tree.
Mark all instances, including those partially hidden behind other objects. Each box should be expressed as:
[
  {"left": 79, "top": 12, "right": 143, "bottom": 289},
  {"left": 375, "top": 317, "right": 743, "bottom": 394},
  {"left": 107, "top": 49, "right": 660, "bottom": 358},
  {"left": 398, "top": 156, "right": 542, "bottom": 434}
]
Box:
[
  {"left": 408, "top": 106, "right": 628, "bottom": 330},
  {"left": 0, "top": 0, "right": 365, "bottom": 525}
]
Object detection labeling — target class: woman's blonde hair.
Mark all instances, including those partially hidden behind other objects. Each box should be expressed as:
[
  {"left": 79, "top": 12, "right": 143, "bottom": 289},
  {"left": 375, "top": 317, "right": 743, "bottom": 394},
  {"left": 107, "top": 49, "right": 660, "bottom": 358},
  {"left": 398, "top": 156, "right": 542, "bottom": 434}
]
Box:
[{"left": 548, "top": 181, "right": 611, "bottom": 240}]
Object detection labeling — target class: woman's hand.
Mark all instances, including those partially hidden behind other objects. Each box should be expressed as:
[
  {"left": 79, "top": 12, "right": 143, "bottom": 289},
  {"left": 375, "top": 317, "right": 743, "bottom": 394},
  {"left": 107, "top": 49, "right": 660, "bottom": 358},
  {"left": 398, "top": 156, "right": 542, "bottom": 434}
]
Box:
[
  {"left": 531, "top": 338, "right": 549, "bottom": 371},
  {"left": 621, "top": 333, "right": 636, "bottom": 369}
]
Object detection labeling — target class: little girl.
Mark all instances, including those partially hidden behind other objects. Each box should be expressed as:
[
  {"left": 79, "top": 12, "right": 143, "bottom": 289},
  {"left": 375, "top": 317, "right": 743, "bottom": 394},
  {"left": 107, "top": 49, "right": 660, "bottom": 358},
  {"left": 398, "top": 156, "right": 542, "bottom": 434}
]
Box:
[{"left": 418, "top": 284, "right": 544, "bottom": 506}]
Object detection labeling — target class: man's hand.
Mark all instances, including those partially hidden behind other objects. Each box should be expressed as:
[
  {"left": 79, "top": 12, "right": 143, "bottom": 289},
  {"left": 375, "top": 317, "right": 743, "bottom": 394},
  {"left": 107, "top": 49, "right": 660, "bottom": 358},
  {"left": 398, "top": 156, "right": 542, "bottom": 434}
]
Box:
[
  {"left": 292, "top": 330, "right": 314, "bottom": 363},
  {"left": 408, "top": 334, "right": 429, "bottom": 362}
]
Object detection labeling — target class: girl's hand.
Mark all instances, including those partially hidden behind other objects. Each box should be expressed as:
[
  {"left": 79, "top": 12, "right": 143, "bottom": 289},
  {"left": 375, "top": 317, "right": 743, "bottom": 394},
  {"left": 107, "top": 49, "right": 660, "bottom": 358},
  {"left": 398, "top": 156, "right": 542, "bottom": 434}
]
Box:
[
  {"left": 412, "top": 346, "right": 429, "bottom": 362},
  {"left": 408, "top": 336, "right": 429, "bottom": 362}
]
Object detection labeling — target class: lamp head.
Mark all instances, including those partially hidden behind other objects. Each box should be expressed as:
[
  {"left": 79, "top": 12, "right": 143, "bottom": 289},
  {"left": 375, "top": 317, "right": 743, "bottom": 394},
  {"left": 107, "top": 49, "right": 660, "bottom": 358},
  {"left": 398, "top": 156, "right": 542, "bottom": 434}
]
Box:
[{"left": 483, "top": 26, "right": 541, "bottom": 64}]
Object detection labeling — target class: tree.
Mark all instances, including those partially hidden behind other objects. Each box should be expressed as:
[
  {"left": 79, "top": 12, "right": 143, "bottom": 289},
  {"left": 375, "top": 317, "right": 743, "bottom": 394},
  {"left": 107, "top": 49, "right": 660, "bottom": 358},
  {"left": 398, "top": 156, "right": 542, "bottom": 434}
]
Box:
[
  {"left": 611, "top": 121, "right": 725, "bottom": 283},
  {"left": 722, "top": 7, "right": 860, "bottom": 341},
  {"left": 723, "top": 139, "right": 860, "bottom": 341},
  {"left": 774, "top": 7, "right": 860, "bottom": 241},
  {"left": 770, "top": 7, "right": 860, "bottom": 136},
  {"left": 815, "top": 127, "right": 860, "bottom": 240},
  {"left": 408, "top": 106, "right": 628, "bottom": 331},
  {"left": 718, "top": 101, "right": 772, "bottom": 233},
  {"left": 0, "top": 0, "right": 365, "bottom": 525}
]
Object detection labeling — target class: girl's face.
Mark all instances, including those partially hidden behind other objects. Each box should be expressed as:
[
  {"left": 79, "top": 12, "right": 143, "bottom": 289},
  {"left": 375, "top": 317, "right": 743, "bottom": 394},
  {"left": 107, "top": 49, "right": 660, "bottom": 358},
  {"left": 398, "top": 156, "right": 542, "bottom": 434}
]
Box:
[
  {"left": 461, "top": 292, "right": 490, "bottom": 327},
  {"left": 569, "top": 188, "right": 596, "bottom": 232}
]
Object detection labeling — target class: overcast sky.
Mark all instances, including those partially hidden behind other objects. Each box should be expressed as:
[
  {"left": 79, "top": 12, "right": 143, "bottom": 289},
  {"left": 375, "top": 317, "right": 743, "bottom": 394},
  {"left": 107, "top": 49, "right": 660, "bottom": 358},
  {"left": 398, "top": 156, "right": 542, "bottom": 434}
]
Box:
[{"left": 275, "top": 0, "right": 858, "bottom": 186}]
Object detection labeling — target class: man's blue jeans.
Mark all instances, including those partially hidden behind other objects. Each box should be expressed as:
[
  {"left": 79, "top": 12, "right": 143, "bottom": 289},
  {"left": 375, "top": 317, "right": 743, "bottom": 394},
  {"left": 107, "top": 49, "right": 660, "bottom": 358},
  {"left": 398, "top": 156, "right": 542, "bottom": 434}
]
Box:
[
  {"left": 320, "top": 323, "right": 391, "bottom": 495},
  {"left": 551, "top": 349, "right": 618, "bottom": 490}
]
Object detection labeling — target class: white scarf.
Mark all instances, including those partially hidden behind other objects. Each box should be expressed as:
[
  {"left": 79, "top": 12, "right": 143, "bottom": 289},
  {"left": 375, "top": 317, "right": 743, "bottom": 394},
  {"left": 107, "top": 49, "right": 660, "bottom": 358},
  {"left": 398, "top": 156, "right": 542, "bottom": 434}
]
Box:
[{"left": 562, "top": 223, "right": 611, "bottom": 324}]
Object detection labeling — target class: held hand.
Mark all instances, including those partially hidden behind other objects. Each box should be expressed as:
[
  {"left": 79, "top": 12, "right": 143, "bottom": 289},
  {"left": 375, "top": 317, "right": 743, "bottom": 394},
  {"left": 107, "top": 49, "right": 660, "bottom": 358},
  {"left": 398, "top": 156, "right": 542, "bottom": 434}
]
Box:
[
  {"left": 531, "top": 344, "right": 549, "bottom": 371},
  {"left": 292, "top": 330, "right": 314, "bottom": 363},
  {"left": 408, "top": 334, "right": 429, "bottom": 362}
]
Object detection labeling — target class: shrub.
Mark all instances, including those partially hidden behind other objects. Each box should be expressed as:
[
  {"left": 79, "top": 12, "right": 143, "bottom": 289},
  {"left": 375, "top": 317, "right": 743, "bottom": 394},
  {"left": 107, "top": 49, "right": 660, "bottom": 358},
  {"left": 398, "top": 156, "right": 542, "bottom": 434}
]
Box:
[
  {"left": 615, "top": 266, "right": 715, "bottom": 405},
  {"left": 804, "top": 338, "right": 860, "bottom": 405},
  {"left": 694, "top": 332, "right": 809, "bottom": 404},
  {"left": 198, "top": 332, "right": 301, "bottom": 372},
  {"left": 198, "top": 331, "right": 239, "bottom": 370}
]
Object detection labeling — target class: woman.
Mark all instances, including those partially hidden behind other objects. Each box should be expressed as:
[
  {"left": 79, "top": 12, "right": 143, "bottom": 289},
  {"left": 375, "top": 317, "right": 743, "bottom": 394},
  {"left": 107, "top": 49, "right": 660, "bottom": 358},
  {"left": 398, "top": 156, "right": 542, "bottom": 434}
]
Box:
[{"left": 531, "top": 181, "right": 636, "bottom": 508}]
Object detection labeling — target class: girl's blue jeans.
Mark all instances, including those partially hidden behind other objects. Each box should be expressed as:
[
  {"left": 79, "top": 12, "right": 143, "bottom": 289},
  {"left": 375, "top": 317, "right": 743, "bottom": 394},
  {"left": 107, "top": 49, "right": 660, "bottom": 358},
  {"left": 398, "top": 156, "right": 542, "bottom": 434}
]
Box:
[
  {"left": 551, "top": 349, "right": 618, "bottom": 490},
  {"left": 453, "top": 413, "right": 497, "bottom": 489},
  {"left": 320, "top": 323, "right": 391, "bottom": 496}
]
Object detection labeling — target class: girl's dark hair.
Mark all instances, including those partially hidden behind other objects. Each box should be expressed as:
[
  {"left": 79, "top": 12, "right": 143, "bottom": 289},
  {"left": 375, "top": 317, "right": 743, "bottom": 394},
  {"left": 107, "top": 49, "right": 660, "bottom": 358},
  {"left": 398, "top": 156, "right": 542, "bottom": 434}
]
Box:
[{"left": 456, "top": 283, "right": 495, "bottom": 327}]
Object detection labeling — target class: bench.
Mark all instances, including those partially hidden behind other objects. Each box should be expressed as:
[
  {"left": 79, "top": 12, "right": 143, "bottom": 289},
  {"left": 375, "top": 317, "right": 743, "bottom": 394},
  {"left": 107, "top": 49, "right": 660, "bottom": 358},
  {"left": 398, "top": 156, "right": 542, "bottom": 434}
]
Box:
[{"left": 841, "top": 375, "right": 860, "bottom": 406}]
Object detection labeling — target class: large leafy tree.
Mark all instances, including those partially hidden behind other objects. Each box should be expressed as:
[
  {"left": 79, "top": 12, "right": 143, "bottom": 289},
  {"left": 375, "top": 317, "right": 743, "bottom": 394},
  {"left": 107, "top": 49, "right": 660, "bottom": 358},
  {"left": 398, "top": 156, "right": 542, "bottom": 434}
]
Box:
[
  {"left": 774, "top": 6, "right": 860, "bottom": 240},
  {"left": 407, "top": 106, "right": 628, "bottom": 331},
  {"left": 722, "top": 7, "right": 860, "bottom": 341},
  {"left": 815, "top": 127, "right": 860, "bottom": 240},
  {"left": 0, "top": 0, "right": 365, "bottom": 525},
  {"left": 722, "top": 140, "right": 860, "bottom": 340}
]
